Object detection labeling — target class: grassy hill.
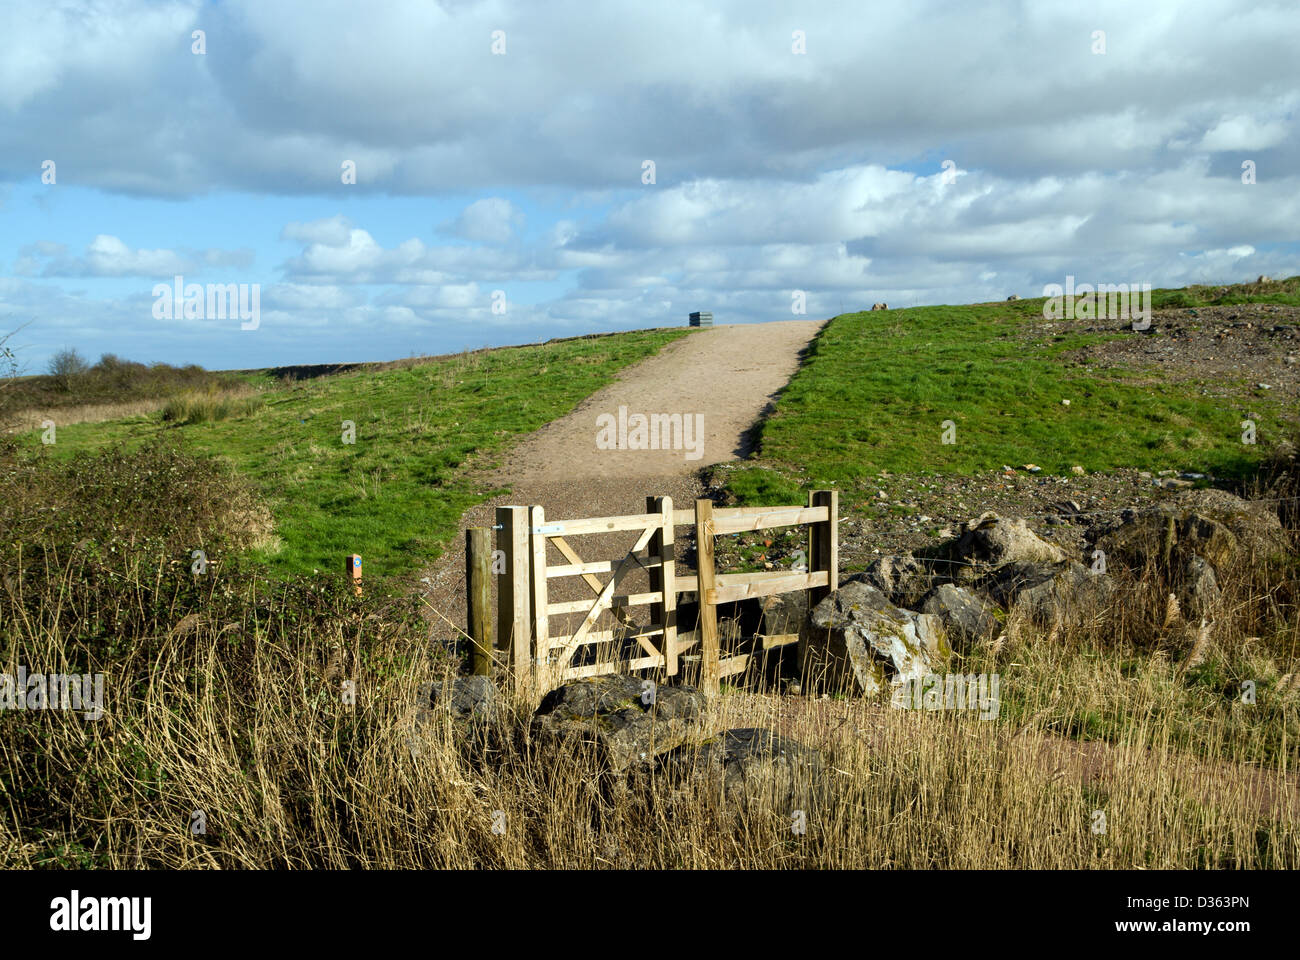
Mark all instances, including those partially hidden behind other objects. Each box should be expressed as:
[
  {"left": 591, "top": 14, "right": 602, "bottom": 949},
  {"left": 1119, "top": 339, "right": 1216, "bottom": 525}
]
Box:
[
  {"left": 727, "top": 277, "right": 1300, "bottom": 504},
  {"left": 12, "top": 329, "right": 690, "bottom": 577}
]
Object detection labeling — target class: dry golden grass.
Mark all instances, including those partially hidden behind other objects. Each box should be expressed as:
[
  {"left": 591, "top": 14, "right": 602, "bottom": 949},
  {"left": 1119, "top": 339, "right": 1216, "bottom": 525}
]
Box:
[
  {"left": 2, "top": 398, "right": 170, "bottom": 433},
  {"left": 2, "top": 585, "right": 1294, "bottom": 869}
]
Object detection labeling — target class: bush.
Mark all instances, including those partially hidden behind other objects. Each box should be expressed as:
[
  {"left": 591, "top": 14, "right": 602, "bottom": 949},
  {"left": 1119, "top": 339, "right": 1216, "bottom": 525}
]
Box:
[{"left": 47, "top": 347, "right": 90, "bottom": 388}]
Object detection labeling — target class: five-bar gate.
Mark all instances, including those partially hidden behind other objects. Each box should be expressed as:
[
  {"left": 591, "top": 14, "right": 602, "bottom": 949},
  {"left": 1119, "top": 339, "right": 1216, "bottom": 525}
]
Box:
[{"left": 493, "top": 491, "right": 837, "bottom": 695}]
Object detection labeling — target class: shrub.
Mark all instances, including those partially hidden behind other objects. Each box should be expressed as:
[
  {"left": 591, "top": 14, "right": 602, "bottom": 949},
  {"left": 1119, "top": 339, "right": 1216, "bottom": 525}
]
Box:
[{"left": 47, "top": 347, "right": 89, "bottom": 390}]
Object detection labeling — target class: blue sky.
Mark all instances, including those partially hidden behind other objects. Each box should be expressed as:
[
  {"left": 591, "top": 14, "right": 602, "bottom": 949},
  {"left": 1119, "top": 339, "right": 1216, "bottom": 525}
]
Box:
[{"left": 1, "top": 0, "right": 1297, "bottom": 371}]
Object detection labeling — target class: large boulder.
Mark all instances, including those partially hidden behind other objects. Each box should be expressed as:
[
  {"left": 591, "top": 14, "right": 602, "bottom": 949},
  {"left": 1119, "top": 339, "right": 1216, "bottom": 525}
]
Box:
[
  {"left": 652, "top": 728, "right": 824, "bottom": 814},
  {"left": 530, "top": 674, "right": 705, "bottom": 773},
  {"left": 976, "top": 559, "right": 1110, "bottom": 626},
  {"left": 919, "top": 583, "right": 1000, "bottom": 645},
  {"left": 1088, "top": 489, "right": 1290, "bottom": 576},
  {"left": 948, "top": 514, "right": 1067, "bottom": 568},
  {"left": 806, "top": 581, "right": 949, "bottom": 695}
]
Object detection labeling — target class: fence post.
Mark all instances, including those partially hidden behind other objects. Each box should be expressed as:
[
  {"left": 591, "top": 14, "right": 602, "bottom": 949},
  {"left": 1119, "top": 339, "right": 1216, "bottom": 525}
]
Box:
[
  {"left": 694, "top": 498, "right": 720, "bottom": 695},
  {"left": 803, "top": 489, "right": 838, "bottom": 677},
  {"left": 808, "top": 489, "right": 838, "bottom": 607},
  {"left": 496, "top": 506, "right": 532, "bottom": 692},
  {"left": 647, "top": 495, "right": 677, "bottom": 677},
  {"left": 466, "top": 527, "right": 492, "bottom": 676}
]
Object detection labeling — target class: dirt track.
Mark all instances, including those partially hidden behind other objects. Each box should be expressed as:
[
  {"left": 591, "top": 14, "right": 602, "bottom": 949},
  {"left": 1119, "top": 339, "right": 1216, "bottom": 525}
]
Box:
[
  {"left": 496, "top": 320, "right": 825, "bottom": 484},
  {"left": 417, "top": 320, "right": 824, "bottom": 637}
]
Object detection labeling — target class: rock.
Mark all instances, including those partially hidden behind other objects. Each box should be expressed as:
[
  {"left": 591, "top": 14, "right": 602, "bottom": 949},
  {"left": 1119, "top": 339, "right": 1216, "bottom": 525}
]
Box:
[
  {"left": 919, "top": 583, "right": 1000, "bottom": 646},
  {"left": 653, "top": 728, "right": 824, "bottom": 813},
  {"left": 1179, "top": 554, "right": 1220, "bottom": 618},
  {"left": 806, "top": 581, "right": 950, "bottom": 695},
  {"left": 871, "top": 302, "right": 888, "bottom": 310},
  {"left": 976, "top": 560, "right": 1110, "bottom": 626},
  {"left": 1071, "top": 465, "right": 1086, "bottom": 475},
  {"left": 530, "top": 674, "right": 705, "bottom": 772},
  {"left": 947, "top": 514, "right": 1067, "bottom": 568},
  {"left": 855, "top": 552, "right": 934, "bottom": 608},
  {"left": 427, "top": 675, "right": 499, "bottom": 723},
  {"left": 1089, "top": 489, "right": 1289, "bottom": 574}
]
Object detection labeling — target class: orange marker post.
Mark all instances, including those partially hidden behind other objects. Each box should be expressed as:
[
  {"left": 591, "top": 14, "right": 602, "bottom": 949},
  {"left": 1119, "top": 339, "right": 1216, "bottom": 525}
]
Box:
[{"left": 347, "top": 554, "right": 362, "bottom": 597}]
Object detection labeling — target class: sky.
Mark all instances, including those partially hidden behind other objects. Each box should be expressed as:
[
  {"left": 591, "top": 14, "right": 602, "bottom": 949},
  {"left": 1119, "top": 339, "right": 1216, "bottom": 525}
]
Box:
[{"left": 0, "top": 0, "right": 1297, "bottom": 371}]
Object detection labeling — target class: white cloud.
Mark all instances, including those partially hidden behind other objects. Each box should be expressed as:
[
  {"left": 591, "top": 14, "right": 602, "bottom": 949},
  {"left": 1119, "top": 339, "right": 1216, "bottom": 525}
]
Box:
[
  {"left": 439, "top": 198, "right": 525, "bottom": 244},
  {"left": 1198, "top": 114, "right": 1289, "bottom": 151}
]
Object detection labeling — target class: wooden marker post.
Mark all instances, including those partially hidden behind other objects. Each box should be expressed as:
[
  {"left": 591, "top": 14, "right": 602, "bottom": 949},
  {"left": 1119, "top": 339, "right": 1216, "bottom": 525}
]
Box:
[
  {"left": 466, "top": 527, "right": 493, "bottom": 676},
  {"left": 347, "top": 554, "right": 362, "bottom": 597}
]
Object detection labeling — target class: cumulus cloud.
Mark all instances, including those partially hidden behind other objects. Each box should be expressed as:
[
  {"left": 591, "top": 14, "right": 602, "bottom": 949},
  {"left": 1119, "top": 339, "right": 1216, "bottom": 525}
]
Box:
[
  {"left": 439, "top": 198, "right": 525, "bottom": 244},
  {"left": 15, "top": 235, "right": 192, "bottom": 277}
]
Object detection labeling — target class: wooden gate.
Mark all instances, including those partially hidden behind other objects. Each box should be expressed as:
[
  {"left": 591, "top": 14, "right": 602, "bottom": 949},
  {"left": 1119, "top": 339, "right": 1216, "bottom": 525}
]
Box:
[{"left": 492, "top": 491, "right": 837, "bottom": 696}]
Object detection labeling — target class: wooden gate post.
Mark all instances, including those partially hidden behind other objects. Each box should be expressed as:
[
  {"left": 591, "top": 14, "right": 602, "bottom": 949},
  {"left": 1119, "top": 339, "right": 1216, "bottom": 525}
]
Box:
[
  {"left": 496, "top": 506, "right": 532, "bottom": 692},
  {"left": 646, "top": 496, "right": 678, "bottom": 677},
  {"left": 529, "top": 505, "right": 551, "bottom": 693},
  {"left": 694, "top": 498, "right": 720, "bottom": 695},
  {"left": 466, "top": 527, "right": 493, "bottom": 676}
]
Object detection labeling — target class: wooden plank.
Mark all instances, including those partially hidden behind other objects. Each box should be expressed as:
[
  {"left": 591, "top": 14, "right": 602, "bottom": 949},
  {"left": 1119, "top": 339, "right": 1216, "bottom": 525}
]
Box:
[
  {"left": 717, "top": 654, "right": 750, "bottom": 679},
  {"left": 534, "top": 512, "right": 662, "bottom": 537},
  {"left": 465, "top": 527, "right": 492, "bottom": 676},
  {"left": 530, "top": 505, "right": 550, "bottom": 690},
  {"left": 669, "top": 505, "right": 830, "bottom": 531},
  {"left": 648, "top": 495, "right": 678, "bottom": 677},
  {"left": 759, "top": 633, "right": 800, "bottom": 650},
  {"left": 546, "top": 591, "right": 660, "bottom": 616},
  {"left": 546, "top": 554, "right": 662, "bottom": 578},
  {"left": 544, "top": 591, "right": 644, "bottom": 621},
  {"left": 695, "top": 498, "right": 720, "bottom": 696},
  {"left": 707, "top": 570, "right": 828, "bottom": 605},
  {"left": 556, "top": 654, "right": 664, "bottom": 681},
  {"left": 709, "top": 505, "right": 829, "bottom": 535},
  {"left": 553, "top": 624, "right": 665, "bottom": 647},
  {"left": 496, "top": 506, "right": 532, "bottom": 691}
]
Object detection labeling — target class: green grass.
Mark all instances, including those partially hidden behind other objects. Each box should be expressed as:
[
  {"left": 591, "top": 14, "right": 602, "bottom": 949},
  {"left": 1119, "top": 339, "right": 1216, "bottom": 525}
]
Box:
[
  {"left": 732, "top": 284, "right": 1297, "bottom": 502},
  {"left": 18, "top": 330, "right": 690, "bottom": 578}
]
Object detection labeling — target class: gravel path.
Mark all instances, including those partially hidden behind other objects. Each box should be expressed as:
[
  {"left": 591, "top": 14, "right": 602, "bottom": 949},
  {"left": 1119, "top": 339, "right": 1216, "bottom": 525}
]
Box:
[{"left": 496, "top": 320, "right": 825, "bottom": 483}]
